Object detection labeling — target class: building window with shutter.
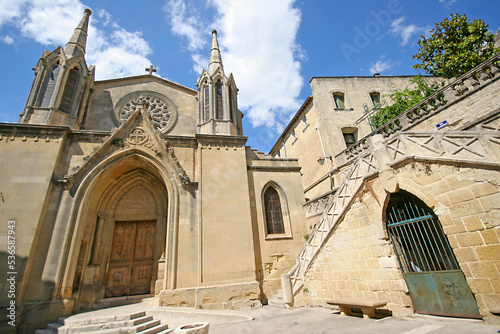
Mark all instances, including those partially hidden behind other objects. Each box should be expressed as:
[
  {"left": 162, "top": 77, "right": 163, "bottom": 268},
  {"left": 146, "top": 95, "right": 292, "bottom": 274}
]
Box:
[
  {"left": 215, "top": 80, "right": 223, "bottom": 120},
  {"left": 264, "top": 187, "right": 285, "bottom": 234},
  {"left": 342, "top": 127, "right": 357, "bottom": 147},
  {"left": 333, "top": 92, "right": 345, "bottom": 109},
  {"left": 59, "top": 67, "right": 79, "bottom": 113},
  {"left": 370, "top": 92, "right": 381, "bottom": 108}
]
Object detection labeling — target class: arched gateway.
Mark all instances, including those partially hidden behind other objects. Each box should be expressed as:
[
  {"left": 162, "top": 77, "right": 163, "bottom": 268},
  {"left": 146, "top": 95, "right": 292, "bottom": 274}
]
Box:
[
  {"left": 386, "top": 190, "right": 480, "bottom": 318},
  {"left": 67, "top": 154, "right": 171, "bottom": 310}
]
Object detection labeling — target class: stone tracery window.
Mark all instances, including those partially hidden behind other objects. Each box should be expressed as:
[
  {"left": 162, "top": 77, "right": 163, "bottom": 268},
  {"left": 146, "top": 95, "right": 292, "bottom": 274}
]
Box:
[
  {"left": 264, "top": 187, "right": 285, "bottom": 234},
  {"left": 215, "top": 80, "right": 223, "bottom": 120},
  {"left": 228, "top": 85, "right": 234, "bottom": 123},
  {"left": 59, "top": 67, "right": 79, "bottom": 113},
  {"left": 39, "top": 63, "right": 61, "bottom": 108},
  {"left": 119, "top": 94, "right": 176, "bottom": 133},
  {"left": 203, "top": 84, "right": 210, "bottom": 122}
]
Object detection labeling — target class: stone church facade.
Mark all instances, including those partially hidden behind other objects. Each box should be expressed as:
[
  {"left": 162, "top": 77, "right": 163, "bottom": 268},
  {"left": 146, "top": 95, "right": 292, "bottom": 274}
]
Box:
[
  {"left": 0, "top": 10, "right": 307, "bottom": 332},
  {"left": 2, "top": 7, "right": 500, "bottom": 333}
]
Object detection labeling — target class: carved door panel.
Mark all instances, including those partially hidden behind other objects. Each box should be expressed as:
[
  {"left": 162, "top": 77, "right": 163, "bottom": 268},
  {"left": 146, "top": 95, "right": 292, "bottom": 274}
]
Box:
[
  {"left": 130, "top": 220, "right": 156, "bottom": 295},
  {"left": 105, "top": 220, "right": 156, "bottom": 298}
]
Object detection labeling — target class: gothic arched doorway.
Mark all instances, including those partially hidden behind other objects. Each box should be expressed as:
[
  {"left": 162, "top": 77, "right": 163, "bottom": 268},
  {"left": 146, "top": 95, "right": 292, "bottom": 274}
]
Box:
[
  {"left": 104, "top": 183, "right": 160, "bottom": 297},
  {"left": 386, "top": 190, "right": 480, "bottom": 318}
]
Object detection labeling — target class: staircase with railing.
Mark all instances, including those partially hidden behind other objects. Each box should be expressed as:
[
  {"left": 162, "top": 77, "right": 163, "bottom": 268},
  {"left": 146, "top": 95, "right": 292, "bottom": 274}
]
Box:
[{"left": 281, "top": 53, "right": 500, "bottom": 306}]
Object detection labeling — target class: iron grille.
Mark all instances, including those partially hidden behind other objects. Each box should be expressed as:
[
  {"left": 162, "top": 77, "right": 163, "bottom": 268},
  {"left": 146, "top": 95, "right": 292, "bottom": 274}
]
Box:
[{"left": 386, "top": 190, "right": 459, "bottom": 273}]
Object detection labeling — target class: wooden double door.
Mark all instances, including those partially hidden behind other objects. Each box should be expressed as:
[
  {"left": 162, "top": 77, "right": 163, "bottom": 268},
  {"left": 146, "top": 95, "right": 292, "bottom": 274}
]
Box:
[{"left": 105, "top": 220, "right": 156, "bottom": 297}]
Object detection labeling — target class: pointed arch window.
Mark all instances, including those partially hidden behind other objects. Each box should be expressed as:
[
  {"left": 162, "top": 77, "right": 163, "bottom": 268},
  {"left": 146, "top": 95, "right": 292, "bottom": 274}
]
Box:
[
  {"left": 39, "top": 63, "right": 61, "bottom": 108},
  {"left": 59, "top": 67, "right": 80, "bottom": 113},
  {"left": 215, "top": 80, "right": 223, "bottom": 120},
  {"left": 228, "top": 85, "right": 234, "bottom": 123},
  {"left": 264, "top": 187, "right": 285, "bottom": 234},
  {"left": 203, "top": 84, "right": 210, "bottom": 122}
]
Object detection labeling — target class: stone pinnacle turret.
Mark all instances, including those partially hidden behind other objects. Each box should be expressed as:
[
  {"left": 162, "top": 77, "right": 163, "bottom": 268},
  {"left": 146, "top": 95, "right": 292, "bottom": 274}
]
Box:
[
  {"left": 208, "top": 30, "right": 223, "bottom": 75},
  {"left": 64, "top": 8, "right": 92, "bottom": 58}
]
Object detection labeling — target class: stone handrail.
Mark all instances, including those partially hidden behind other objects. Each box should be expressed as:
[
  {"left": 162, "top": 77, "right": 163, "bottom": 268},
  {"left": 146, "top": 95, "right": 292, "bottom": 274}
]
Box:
[
  {"left": 378, "top": 52, "right": 500, "bottom": 137},
  {"left": 385, "top": 131, "right": 500, "bottom": 164},
  {"left": 334, "top": 52, "right": 500, "bottom": 166},
  {"left": 303, "top": 189, "right": 336, "bottom": 218},
  {"left": 335, "top": 134, "right": 371, "bottom": 166},
  {"left": 283, "top": 143, "right": 381, "bottom": 301}
]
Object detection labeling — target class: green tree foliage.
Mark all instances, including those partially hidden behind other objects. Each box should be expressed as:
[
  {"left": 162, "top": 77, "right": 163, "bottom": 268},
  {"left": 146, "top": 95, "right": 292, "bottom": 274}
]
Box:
[
  {"left": 371, "top": 76, "right": 441, "bottom": 128},
  {"left": 412, "top": 14, "right": 499, "bottom": 78}
]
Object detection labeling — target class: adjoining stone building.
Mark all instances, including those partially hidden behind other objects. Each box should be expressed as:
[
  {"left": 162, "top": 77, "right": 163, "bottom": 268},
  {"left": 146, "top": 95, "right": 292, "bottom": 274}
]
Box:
[
  {"left": 0, "top": 10, "right": 308, "bottom": 333},
  {"left": 275, "top": 54, "right": 500, "bottom": 319}
]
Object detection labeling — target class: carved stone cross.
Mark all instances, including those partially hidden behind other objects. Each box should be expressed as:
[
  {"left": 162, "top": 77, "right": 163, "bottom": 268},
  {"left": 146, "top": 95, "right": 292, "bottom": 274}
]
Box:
[{"left": 145, "top": 65, "right": 157, "bottom": 75}]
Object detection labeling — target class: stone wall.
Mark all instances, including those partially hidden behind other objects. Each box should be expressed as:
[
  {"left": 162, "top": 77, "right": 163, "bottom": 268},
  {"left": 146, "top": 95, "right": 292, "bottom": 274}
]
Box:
[
  {"left": 303, "top": 162, "right": 500, "bottom": 317},
  {"left": 85, "top": 76, "right": 198, "bottom": 136},
  {"left": 246, "top": 148, "right": 308, "bottom": 300}
]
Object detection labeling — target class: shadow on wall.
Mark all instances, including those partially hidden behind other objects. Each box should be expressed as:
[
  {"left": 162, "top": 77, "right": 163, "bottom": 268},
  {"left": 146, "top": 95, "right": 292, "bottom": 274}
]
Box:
[{"left": 0, "top": 252, "right": 59, "bottom": 333}]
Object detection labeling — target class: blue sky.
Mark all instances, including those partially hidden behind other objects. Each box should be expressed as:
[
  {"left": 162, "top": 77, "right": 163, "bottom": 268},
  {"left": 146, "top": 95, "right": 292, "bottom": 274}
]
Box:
[{"left": 1, "top": 0, "right": 499, "bottom": 152}]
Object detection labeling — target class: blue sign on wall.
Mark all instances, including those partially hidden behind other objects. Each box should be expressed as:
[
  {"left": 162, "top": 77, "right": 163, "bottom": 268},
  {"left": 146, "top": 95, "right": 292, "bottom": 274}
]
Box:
[{"left": 436, "top": 120, "right": 449, "bottom": 130}]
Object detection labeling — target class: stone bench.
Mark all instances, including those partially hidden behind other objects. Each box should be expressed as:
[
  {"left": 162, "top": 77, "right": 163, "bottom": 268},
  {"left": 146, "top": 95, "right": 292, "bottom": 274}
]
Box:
[{"left": 326, "top": 298, "right": 387, "bottom": 319}]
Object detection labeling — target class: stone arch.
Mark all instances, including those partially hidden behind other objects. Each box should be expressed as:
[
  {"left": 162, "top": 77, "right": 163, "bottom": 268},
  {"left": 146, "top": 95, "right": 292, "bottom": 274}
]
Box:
[
  {"left": 60, "top": 148, "right": 180, "bottom": 309},
  {"left": 383, "top": 188, "right": 480, "bottom": 318},
  {"left": 378, "top": 172, "right": 441, "bottom": 240}
]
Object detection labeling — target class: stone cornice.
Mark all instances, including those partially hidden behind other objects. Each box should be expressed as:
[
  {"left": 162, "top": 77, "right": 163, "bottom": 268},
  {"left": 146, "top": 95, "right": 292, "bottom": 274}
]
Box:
[
  {"left": 0, "top": 123, "right": 69, "bottom": 142},
  {"left": 247, "top": 165, "right": 301, "bottom": 172},
  {"left": 162, "top": 135, "right": 198, "bottom": 148},
  {"left": 196, "top": 134, "right": 247, "bottom": 149},
  {"left": 95, "top": 74, "right": 197, "bottom": 96}
]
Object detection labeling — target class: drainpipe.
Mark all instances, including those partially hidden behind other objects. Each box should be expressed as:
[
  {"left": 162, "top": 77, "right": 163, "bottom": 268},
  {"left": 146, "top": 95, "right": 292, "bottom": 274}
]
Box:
[{"left": 315, "top": 126, "right": 333, "bottom": 189}]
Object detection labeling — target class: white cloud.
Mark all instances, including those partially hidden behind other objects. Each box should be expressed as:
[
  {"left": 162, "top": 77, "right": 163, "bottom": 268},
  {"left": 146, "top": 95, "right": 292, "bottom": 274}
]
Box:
[
  {"left": 165, "top": 0, "right": 207, "bottom": 51},
  {"left": 370, "top": 58, "right": 393, "bottom": 74},
  {"left": 166, "top": 0, "right": 304, "bottom": 129},
  {"left": 0, "top": 0, "right": 28, "bottom": 26},
  {"left": 439, "top": 0, "right": 458, "bottom": 7},
  {"left": 213, "top": 0, "right": 304, "bottom": 129},
  {"left": 391, "top": 16, "right": 420, "bottom": 46},
  {"left": 96, "top": 9, "right": 112, "bottom": 27},
  {"left": 0, "top": 0, "right": 153, "bottom": 80},
  {"left": 2, "top": 35, "right": 14, "bottom": 44},
  {"left": 163, "top": 0, "right": 208, "bottom": 76},
  {"left": 19, "top": 0, "right": 85, "bottom": 45}
]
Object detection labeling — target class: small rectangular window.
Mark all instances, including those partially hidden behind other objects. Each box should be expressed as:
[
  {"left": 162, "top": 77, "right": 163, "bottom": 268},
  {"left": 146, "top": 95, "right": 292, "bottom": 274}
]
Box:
[
  {"left": 370, "top": 92, "right": 381, "bottom": 108},
  {"left": 343, "top": 132, "right": 356, "bottom": 147},
  {"left": 333, "top": 93, "right": 345, "bottom": 109}
]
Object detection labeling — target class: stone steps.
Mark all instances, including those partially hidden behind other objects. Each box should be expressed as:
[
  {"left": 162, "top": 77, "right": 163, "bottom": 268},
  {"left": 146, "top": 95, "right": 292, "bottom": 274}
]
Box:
[
  {"left": 267, "top": 289, "right": 286, "bottom": 308},
  {"left": 35, "top": 311, "right": 172, "bottom": 334}
]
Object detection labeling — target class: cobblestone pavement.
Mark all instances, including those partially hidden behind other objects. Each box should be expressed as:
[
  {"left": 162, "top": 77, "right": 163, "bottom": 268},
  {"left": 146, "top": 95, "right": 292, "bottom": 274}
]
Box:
[{"left": 209, "top": 305, "right": 500, "bottom": 334}]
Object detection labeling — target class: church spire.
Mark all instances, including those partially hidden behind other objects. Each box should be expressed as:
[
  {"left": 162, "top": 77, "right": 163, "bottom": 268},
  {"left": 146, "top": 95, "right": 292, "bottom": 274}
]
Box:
[
  {"left": 208, "top": 30, "right": 223, "bottom": 75},
  {"left": 64, "top": 8, "right": 92, "bottom": 58}
]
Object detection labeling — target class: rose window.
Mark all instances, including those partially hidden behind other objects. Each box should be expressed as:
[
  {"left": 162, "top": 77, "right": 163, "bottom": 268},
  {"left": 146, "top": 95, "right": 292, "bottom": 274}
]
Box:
[{"left": 119, "top": 95, "right": 174, "bottom": 133}]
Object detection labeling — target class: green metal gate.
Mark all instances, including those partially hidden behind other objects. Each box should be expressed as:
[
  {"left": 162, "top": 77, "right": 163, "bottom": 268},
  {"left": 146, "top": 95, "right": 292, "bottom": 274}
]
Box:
[{"left": 386, "top": 190, "right": 481, "bottom": 318}]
